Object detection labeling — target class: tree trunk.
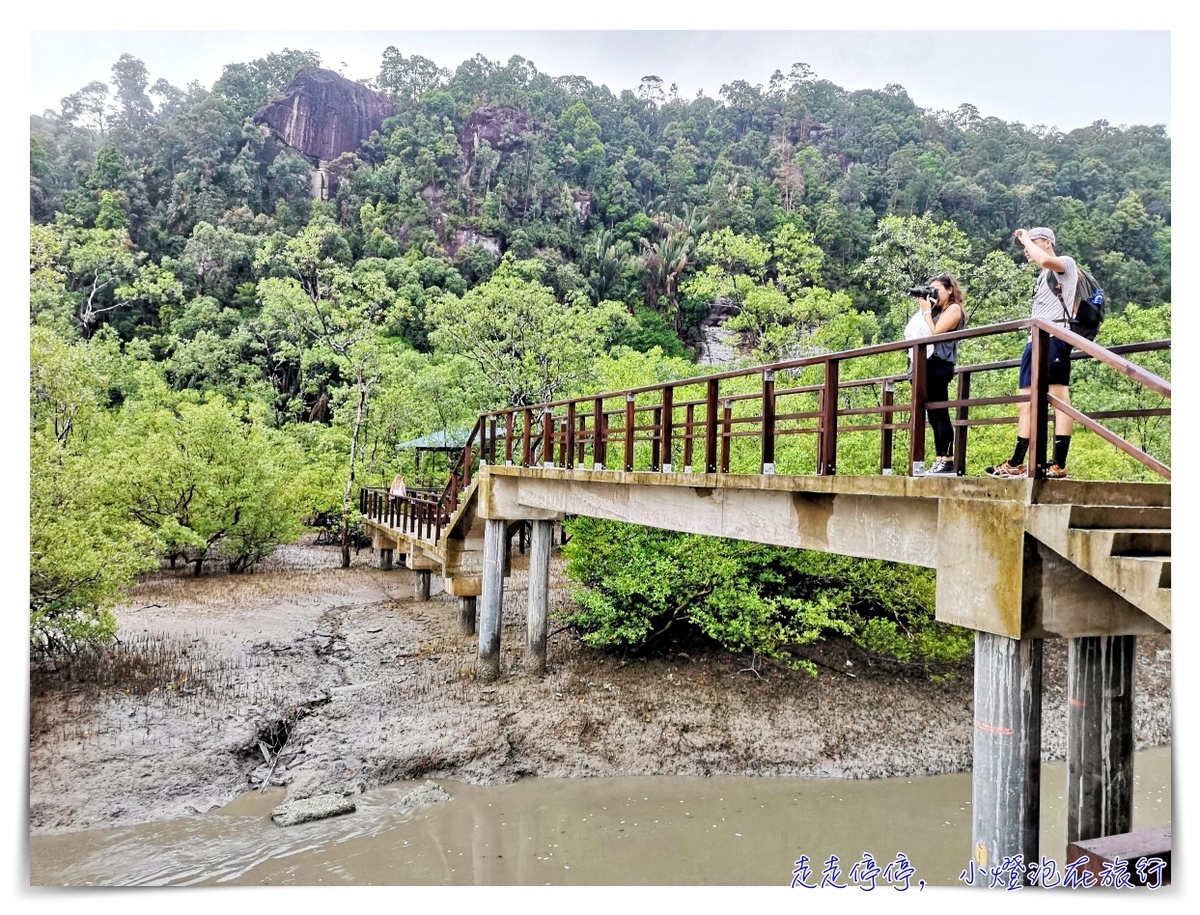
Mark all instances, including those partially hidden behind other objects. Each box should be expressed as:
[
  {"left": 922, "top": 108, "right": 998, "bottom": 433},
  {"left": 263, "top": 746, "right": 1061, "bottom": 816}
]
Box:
[{"left": 341, "top": 375, "right": 370, "bottom": 569}]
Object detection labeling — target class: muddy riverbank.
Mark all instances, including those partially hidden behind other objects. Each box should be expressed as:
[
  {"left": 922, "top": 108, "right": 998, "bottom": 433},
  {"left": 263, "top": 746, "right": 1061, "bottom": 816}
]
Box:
[{"left": 28, "top": 536, "right": 1172, "bottom": 836}]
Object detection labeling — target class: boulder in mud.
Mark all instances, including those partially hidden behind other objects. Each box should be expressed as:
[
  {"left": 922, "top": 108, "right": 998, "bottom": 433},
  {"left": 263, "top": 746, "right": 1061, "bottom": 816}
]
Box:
[
  {"left": 395, "top": 779, "right": 451, "bottom": 810},
  {"left": 271, "top": 793, "right": 356, "bottom": 827}
]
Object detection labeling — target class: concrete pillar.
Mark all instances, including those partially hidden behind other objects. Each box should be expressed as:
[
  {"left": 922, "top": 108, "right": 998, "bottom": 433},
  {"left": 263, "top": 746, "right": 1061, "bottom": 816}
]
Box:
[
  {"left": 1067, "top": 635, "right": 1135, "bottom": 843},
  {"left": 971, "top": 632, "right": 1042, "bottom": 882},
  {"left": 380, "top": 548, "right": 393, "bottom": 571},
  {"left": 458, "top": 596, "right": 477, "bottom": 635},
  {"left": 526, "top": 520, "right": 553, "bottom": 675},
  {"left": 478, "top": 519, "right": 506, "bottom": 681},
  {"left": 414, "top": 569, "right": 431, "bottom": 601}
]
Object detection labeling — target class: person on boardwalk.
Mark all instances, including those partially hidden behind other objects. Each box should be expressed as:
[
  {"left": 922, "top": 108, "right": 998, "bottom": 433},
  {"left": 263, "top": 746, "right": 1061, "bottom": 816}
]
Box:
[
  {"left": 914, "top": 274, "right": 967, "bottom": 476},
  {"left": 986, "top": 226, "right": 1077, "bottom": 479}
]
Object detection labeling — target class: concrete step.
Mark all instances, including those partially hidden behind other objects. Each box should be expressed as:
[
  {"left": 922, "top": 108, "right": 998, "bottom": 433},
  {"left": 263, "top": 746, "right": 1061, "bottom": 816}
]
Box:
[
  {"left": 1107, "top": 529, "right": 1172, "bottom": 558},
  {"left": 1068, "top": 504, "right": 1171, "bottom": 530},
  {"left": 1066, "top": 528, "right": 1171, "bottom": 628}
]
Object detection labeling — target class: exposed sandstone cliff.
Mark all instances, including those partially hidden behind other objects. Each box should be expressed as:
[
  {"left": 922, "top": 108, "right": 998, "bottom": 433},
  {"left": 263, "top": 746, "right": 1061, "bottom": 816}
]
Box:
[{"left": 254, "top": 67, "right": 394, "bottom": 162}]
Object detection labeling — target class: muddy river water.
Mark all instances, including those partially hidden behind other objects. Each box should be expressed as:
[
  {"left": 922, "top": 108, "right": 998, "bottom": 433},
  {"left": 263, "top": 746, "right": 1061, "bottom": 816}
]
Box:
[{"left": 30, "top": 745, "right": 1170, "bottom": 886}]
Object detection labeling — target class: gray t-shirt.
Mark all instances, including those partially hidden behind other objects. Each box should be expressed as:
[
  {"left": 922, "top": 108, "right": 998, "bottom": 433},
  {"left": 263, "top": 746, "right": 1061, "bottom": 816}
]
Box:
[{"left": 1031, "top": 256, "right": 1078, "bottom": 327}]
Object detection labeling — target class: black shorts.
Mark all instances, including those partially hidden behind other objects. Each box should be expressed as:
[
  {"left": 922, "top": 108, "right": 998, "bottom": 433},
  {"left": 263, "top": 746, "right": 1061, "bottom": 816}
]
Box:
[{"left": 1018, "top": 337, "right": 1072, "bottom": 388}]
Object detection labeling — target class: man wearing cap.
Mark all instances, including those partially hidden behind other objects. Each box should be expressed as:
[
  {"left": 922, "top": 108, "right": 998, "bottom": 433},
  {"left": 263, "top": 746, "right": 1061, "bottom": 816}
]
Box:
[{"left": 985, "top": 226, "right": 1077, "bottom": 479}]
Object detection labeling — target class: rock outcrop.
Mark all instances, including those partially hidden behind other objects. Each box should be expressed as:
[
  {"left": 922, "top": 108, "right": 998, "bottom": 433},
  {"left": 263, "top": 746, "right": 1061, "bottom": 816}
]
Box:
[
  {"left": 271, "top": 793, "right": 356, "bottom": 827},
  {"left": 449, "top": 229, "right": 500, "bottom": 258},
  {"left": 254, "top": 67, "right": 394, "bottom": 162},
  {"left": 458, "top": 105, "right": 539, "bottom": 165},
  {"left": 571, "top": 190, "right": 592, "bottom": 224}
]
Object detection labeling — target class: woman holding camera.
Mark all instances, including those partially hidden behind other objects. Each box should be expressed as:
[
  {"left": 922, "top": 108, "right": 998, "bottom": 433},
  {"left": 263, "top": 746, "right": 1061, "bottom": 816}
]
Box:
[{"left": 914, "top": 275, "right": 966, "bottom": 476}]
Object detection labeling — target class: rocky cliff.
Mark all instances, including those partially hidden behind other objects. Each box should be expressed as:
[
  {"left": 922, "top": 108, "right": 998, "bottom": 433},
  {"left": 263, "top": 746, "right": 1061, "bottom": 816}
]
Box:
[
  {"left": 254, "top": 67, "right": 394, "bottom": 162},
  {"left": 458, "top": 106, "right": 539, "bottom": 165}
]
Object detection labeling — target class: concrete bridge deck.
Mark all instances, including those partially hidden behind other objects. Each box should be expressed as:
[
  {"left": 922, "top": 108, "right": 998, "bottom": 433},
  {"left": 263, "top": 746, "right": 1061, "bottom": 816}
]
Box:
[{"left": 366, "top": 468, "right": 1170, "bottom": 639}]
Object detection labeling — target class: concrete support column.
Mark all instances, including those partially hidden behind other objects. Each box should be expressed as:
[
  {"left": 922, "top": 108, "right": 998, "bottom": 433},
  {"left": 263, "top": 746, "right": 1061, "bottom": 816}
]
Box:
[
  {"left": 1067, "top": 635, "right": 1136, "bottom": 843},
  {"left": 526, "top": 520, "right": 553, "bottom": 675},
  {"left": 478, "top": 519, "right": 507, "bottom": 682},
  {"left": 972, "top": 631, "right": 1043, "bottom": 882},
  {"left": 380, "top": 548, "right": 393, "bottom": 571},
  {"left": 458, "top": 596, "right": 477, "bottom": 635},
  {"left": 414, "top": 569, "right": 431, "bottom": 601}
]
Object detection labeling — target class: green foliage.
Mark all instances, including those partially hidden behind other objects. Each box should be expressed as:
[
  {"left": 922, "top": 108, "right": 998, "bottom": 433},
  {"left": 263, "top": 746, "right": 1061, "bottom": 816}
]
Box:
[
  {"left": 561, "top": 517, "right": 971, "bottom": 676},
  {"left": 427, "top": 255, "right": 624, "bottom": 406},
  {"left": 29, "top": 328, "right": 158, "bottom": 654},
  {"left": 607, "top": 307, "right": 688, "bottom": 358},
  {"left": 858, "top": 213, "right": 972, "bottom": 336},
  {"left": 30, "top": 435, "right": 156, "bottom": 654},
  {"left": 104, "top": 392, "right": 306, "bottom": 573}
]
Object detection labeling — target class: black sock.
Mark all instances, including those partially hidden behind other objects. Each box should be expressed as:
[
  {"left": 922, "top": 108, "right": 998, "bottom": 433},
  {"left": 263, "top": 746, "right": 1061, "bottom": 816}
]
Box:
[
  {"left": 1010, "top": 436, "right": 1030, "bottom": 466},
  {"left": 1053, "top": 435, "right": 1071, "bottom": 468}
]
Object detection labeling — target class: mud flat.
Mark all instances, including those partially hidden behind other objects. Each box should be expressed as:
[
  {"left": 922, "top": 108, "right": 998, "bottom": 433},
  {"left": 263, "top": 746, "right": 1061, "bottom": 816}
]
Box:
[{"left": 28, "top": 536, "right": 1172, "bottom": 835}]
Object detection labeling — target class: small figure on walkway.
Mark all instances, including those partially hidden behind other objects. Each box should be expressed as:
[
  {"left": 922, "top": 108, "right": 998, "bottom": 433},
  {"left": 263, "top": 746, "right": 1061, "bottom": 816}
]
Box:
[
  {"left": 389, "top": 473, "right": 406, "bottom": 503},
  {"left": 986, "top": 226, "right": 1077, "bottom": 479}
]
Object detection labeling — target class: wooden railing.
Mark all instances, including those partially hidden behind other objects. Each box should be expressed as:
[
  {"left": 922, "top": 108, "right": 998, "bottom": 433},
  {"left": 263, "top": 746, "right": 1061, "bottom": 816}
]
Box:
[{"left": 361, "top": 319, "right": 1171, "bottom": 543}]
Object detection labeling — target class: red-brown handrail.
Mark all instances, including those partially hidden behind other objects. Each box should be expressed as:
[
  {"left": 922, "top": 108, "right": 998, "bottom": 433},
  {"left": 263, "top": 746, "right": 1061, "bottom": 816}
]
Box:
[{"left": 361, "top": 319, "right": 1170, "bottom": 544}]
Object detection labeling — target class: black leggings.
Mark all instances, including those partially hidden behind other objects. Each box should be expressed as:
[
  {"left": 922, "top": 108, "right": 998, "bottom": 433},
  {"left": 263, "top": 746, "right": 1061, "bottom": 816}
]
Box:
[{"left": 926, "top": 356, "right": 956, "bottom": 458}]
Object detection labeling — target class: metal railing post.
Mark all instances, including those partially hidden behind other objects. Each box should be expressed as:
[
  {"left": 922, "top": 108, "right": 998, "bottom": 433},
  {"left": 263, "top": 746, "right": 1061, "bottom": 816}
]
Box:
[
  {"left": 650, "top": 406, "right": 662, "bottom": 471},
  {"left": 593, "top": 398, "right": 606, "bottom": 470},
  {"left": 819, "top": 359, "right": 840, "bottom": 475},
  {"left": 720, "top": 398, "right": 733, "bottom": 474},
  {"left": 542, "top": 407, "right": 554, "bottom": 468},
  {"left": 953, "top": 370, "right": 971, "bottom": 477},
  {"left": 522, "top": 408, "right": 533, "bottom": 467},
  {"left": 705, "top": 379, "right": 719, "bottom": 473},
  {"left": 1029, "top": 326, "right": 1051, "bottom": 478},
  {"left": 684, "top": 403, "right": 695, "bottom": 472},
  {"left": 881, "top": 380, "right": 895, "bottom": 475},
  {"left": 565, "top": 402, "right": 576, "bottom": 469},
  {"left": 908, "top": 346, "right": 927, "bottom": 475},
  {"left": 761, "top": 370, "right": 776, "bottom": 474},
  {"left": 661, "top": 386, "right": 674, "bottom": 472},
  {"left": 624, "top": 393, "right": 636, "bottom": 472}
]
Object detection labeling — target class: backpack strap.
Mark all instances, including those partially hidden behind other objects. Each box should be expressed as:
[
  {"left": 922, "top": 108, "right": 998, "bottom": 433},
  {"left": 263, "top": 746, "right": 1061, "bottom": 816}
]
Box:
[{"left": 1043, "top": 268, "right": 1074, "bottom": 324}]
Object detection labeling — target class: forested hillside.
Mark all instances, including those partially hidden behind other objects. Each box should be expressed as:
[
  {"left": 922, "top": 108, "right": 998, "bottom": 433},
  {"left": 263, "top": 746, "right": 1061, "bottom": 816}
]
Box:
[{"left": 30, "top": 47, "right": 1171, "bottom": 663}]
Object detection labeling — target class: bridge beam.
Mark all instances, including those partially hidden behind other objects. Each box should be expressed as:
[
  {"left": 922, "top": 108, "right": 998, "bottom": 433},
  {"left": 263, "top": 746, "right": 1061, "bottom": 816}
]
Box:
[
  {"left": 1066, "top": 635, "right": 1135, "bottom": 844},
  {"left": 971, "top": 631, "right": 1042, "bottom": 883},
  {"left": 444, "top": 576, "right": 482, "bottom": 597},
  {"left": 478, "top": 518, "right": 507, "bottom": 682},
  {"left": 526, "top": 519, "right": 553, "bottom": 675},
  {"left": 404, "top": 551, "right": 439, "bottom": 571}
]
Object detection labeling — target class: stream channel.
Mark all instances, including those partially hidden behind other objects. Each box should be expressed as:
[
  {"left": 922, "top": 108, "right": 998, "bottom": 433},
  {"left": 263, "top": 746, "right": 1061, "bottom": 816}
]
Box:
[{"left": 30, "top": 745, "right": 1170, "bottom": 886}]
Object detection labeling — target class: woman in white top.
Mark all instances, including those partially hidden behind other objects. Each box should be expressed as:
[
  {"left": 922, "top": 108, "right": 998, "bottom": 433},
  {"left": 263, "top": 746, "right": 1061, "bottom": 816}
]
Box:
[{"left": 914, "top": 274, "right": 966, "bottom": 476}]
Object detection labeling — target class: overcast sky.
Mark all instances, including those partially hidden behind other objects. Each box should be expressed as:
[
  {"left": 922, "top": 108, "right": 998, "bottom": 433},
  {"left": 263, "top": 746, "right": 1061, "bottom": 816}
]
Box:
[{"left": 31, "top": 30, "right": 1171, "bottom": 133}]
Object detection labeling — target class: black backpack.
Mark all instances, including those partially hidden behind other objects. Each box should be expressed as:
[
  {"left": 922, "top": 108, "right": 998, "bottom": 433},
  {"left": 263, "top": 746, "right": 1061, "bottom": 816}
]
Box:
[{"left": 1045, "top": 266, "right": 1106, "bottom": 341}]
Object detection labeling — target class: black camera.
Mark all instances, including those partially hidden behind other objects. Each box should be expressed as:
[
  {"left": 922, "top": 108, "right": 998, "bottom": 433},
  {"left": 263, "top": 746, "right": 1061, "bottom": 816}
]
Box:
[{"left": 906, "top": 286, "right": 936, "bottom": 299}]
